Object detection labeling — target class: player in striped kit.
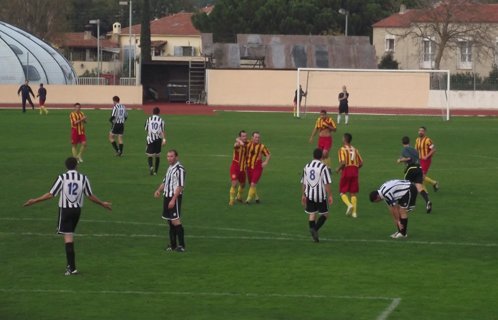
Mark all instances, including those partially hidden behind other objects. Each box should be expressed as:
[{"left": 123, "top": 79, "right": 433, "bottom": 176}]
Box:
[
  {"left": 154, "top": 150, "right": 187, "bottom": 252},
  {"left": 415, "top": 126, "right": 439, "bottom": 193},
  {"left": 145, "top": 107, "right": 166, "bottom": 175},
  {"left": 244, "top": 132, "right": 271, "bottom": 204},
  {"left": 369, "top": 179, "right": 417, "bottom": 238},
  {"left": 302, "top": 148, "right": 333, "bottom": 242},
  {"left": 109, "top": 96, "right": 128, "bottom": 156},
  {"left": 70, "top": 103, "right": 87, "bottom": 163},
  {"left": 335, "top": 133, "right": 363, "bottom": 218},
  {"left": 309, "top": 110, "right": 337, "bottom": 171},
  {"left": 23, "top": 157, "right": 112, "bottom": 275},
  {"left": 229, "top": 130, "right": 247, "bottom": 205}
]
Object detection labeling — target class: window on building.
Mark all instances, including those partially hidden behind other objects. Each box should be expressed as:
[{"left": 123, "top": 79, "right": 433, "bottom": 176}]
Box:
[
  {"left": 421, "top": 38, "right": 435, "bottom": 69},
  {"left": 385, "top": 35, "right": 395, "bottom": 52},
  {"left": 22, "top": 65, "right": 41, "bottom": 81},
  {"left": 494, "top": 37, "right": 498, "bottom": 65},
  {"left": 174, "top": 46, "right": 195, "bottom": 57},
  {"left": 458, "top": 40, "right": 472, "bottom": 69}
]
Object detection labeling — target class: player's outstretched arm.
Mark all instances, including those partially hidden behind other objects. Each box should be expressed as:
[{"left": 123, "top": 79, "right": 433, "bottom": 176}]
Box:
[
  {"left": 23, "top": 193, "right": 54, "bottom": 207},
  {"left": 87, "top": 194, "right": 112, "bottom": 210}
]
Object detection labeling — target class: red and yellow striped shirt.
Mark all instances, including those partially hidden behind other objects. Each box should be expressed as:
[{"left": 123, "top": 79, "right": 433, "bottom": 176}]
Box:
[
  {"left": 246, "top": 141, "right": 270, "bottom": 169},
  {"left": 315, "top": 117, "right": 336, "bottom": 132},
  {"left": 338, "top": 145, "right": 362, "bottom": 177},
  {"left": 70, "top": 111, "right": 85, "bottom": 135},
  {"left": 232, "top": 144, "right": 247, "bottom": 172},
  {"left": 415, "top": 137, "right": 435, "bottom": 158}
]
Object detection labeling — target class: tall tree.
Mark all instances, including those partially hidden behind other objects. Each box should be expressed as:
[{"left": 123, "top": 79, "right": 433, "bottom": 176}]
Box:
[
  {"left": 390, "top": 0, "right": 496, "bottom": 70},
  {"left": 141, "top": 0, "right": 152, "bottom": 62},
  {"left": 0, "top": 0, "right": 68, "bottom": 42}
]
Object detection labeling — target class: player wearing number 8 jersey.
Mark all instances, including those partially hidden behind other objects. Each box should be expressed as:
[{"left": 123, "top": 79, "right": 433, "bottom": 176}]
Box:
[
  {"left": 335, "top": 133, "right": 363, "bottom": 218},
  {"left": 23, "top": 157, "right": 112, "bottom": 275},
  {"left": 229, "top": 131, "right": 248, "bottom": 205},
  {"left": 415, "top": 126, "right": 439, "bottom": 193},
  {"left": 302, "top": 148, "right": 333, "bottom": 242}
]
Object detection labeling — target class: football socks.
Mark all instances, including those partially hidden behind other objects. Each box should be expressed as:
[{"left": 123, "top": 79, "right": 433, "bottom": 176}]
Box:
[
  {"left": 72, "top": 146, "right": 77, "bottom": 158},
  {"left": 246, "top": 187, "right": 256, "bottom": 202},
  {"left": 337, "top": 115, "right": 341, "bottom": 124},
  {"left": 400, "top": 218, "right": 408, "bottom": 236},
  {"left": 309, "top": 220, "right": 316, "bottom": 230},
  {"left": 175, "top": 224, "right": 185, "bottom": 248},
  {"left": 111, "top": 141, "right": 118, "bottom": 152},
  {"left": 351, "top": 195, "right": 357, "bottom": 214},
  {"left": 237, "top": 186, "right": 245, "bottom": 200},
  {"left": 315, "top": 215, "right": 327, "bottom": 231},
  {"left": 77, "top": 145, "right": 85, "bottom": 157},
  {"left": 154, "top": 157, "right": 160, "bottom": 173},
  {"left": 119, "top": 144, "right": 123, "bottom": 153},
  {"left": 148, "top": 157, "right": 153, "bottom": 168},
  {"left": 420, "top": 190, "right": 430, "bottom": 204},
  {"left": 421, "top": 182, "right": 428, "bottom": 193},
  {"left": 168, "top": 221, "right": 177, "bottom": 248},
  {"left": 229, "top": 187, "right": 236, "bottom": 203},
  {"left": 341, "top": 194, "right": 351, "bottom": 207},
  {"left": 425, "top": 176, "right": 437, "bottom": 186},
  {"left": 65, "top": 242, "right": 76, "bottom": 272},
  {"left": 345, "top": 115, "right": 349, "bottom": 124}
]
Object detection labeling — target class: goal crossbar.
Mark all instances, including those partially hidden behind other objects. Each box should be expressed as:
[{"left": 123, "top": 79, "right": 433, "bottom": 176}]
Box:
[{"left": 297, "top": 68, "right": 451, "bottom": 120}]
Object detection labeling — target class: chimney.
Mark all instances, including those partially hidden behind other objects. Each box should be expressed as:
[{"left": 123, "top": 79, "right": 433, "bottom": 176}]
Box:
[
  {"left": 400, "top": 4, "right": 407, "bottom": 14},
  {"left": 84, "top": 25, "right": 92, "bottom": 40}
]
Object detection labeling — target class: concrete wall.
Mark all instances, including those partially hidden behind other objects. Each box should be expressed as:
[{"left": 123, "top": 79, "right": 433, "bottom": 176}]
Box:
[
  {"left": 70, "top": 61, "right": 121, "bottom": 77},
  {"left": 1, "top": 85, "right": 142, "bottom": 105}
]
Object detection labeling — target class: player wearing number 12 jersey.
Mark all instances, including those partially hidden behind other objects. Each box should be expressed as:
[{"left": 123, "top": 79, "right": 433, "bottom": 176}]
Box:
[{"left": 335, "top": 133, "right": 363, "bottom": 218}]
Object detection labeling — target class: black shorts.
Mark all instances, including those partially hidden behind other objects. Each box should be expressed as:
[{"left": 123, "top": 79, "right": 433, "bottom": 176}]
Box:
[
  {"left": 57, "top": 207, "right": 81, "bottom": 234},
  {"left": 398, "top": 184, "right": 418, "bottom": 208},
  {"left": 162, "top": 195, "right": 182, "bottom": 220},
  {"left": 110, "top": 123, "right": 124, "bottom": 135},
  {"left": 404, "top": 166, "right": 424, "bottom": 184},
  {"left": 339, "top": 104, "right": 349, "bottom": 114},
  {"left": 305, "top": 198, "right": 329, "bottom": 214},
  {"left": 146, "top": 139, "right": 162, "bottom": 155}
]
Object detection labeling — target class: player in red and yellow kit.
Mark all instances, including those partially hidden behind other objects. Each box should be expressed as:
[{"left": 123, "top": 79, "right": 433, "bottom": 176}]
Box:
[
  {"left": 70, "top": 103, "right": 87, "bottom": 163},
  {"left": 309, "top": 110, "right": 337, "bottom": 171},
  {"left": 245, "top": 132, "right": 271, "bottom": 204},
  {"left": 415, "top": 126, "right": 438, "bottom": 192},
  {"left": 229, "top": 130, "right": 248, "bottom": 205},
  {"left": 335, "top": 133, "right": 363, "bottom": 218}
]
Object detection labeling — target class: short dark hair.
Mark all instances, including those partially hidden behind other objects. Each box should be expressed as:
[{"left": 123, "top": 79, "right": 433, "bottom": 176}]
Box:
[
  {"left": 369, "top": 190, "right": 379, "bottom": 202},
  {"left": 40, "top": 83, "right": 44, "bottom": 87},
  {"left": 113, "top": 96, "right": 120, "bottom": 103},
  {"left": 344, "top": 133, "right": 352, "bottom": 143},
  {"left": 74, "top": 103, "right": 81, "bottom": 108},
  {"left": 402, "top": 136, "right": 410, "bottom": 145},
  {"left": 168, "top": 149, "right": 178, "bottom": 157},
  {"left": 313, "top": 148, "right": 323, "bottom": 160},
  {"left": 420, "top": 126, "right": 426, "bottom": 131},
  {"left": 252, "top": 131, "right": 259, "bottom": 137},
  {"left": 65, "top": 157, "right": 78, "bottom": 170},
  {"left": 153, "top": 107, "right": 160, "bottom": 115},
  {"left": 320, "top": 110, "right": 327, "bottom": 114},
  {"left": 239, "top": 130, "right": 246, "bottom": 137}
]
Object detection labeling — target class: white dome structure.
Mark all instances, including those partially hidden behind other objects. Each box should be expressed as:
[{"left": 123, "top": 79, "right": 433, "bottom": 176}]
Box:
[{"left": 0, "top": 21, "right": 78, "bottom": 85}]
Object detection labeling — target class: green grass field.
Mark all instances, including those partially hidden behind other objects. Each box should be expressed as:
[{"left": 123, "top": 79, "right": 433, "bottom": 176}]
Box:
[{"left": 1, "top": 108, "right": 498, "bottom": 320}]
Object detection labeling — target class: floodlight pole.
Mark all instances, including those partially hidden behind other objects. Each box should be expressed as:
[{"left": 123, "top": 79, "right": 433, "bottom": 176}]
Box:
[
  {"left": 89, "top": 19, "right": 100, "bottom": 83},
  {"left": 339, "top": 9, "right": 348, "bottom": 36}
]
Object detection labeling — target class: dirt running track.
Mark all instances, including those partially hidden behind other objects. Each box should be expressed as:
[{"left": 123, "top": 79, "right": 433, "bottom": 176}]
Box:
[{"left": 1, "top": 102, "right": 498, "bottom": 116}]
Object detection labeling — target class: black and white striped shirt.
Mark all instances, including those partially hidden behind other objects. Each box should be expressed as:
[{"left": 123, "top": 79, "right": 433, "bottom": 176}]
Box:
[
  {"left": 301, "top": 160, "right": 331, "bottom": 202},
  {"left": 162, "top": 162, "right": 186, "bottom": 197},
  {"left": 145, "top": 115, "right": 165, "bottom": 144},
  {"left": 111, "top": 103, "right": 128, "bottom": 124},
  {"left": 49, "top": 170, "right": 93, "bottom": 208},
  {"left": 378, "top": 180, "right": 412, "bottom": 206}
]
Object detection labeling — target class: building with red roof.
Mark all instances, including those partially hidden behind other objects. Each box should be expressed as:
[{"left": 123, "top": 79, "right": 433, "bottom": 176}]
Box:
[{"left": 372, "top": 1, "right": 498, "bottom": 75}]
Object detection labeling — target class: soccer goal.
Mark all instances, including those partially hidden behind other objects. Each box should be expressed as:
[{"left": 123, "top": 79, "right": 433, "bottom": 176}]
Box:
[{"left": 296, "top": 68, "right": 451, "bottom": 121}]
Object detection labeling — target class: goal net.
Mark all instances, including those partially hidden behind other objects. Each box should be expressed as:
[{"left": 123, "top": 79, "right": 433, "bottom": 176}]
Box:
[{"left": 296, "top": 68, "right": 450, "bottom": 121}]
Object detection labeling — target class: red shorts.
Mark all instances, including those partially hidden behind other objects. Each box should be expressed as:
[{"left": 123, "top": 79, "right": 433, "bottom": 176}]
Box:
[
  {"left": 71, "top": 129, "right": 86, "bottom": 145},
  {"left": 339, "top": 176, "right": 359, "bottom": 194},
  {"left": 318, "top": 136, "right": 332, "bottom": 151},
  {"left": 420, "top": 158, "right": 432, "bottom": 175},
  {"left": 39, "top": 100, "right": 45, "bottom": 105},
  {"left": 293, "top": 101, "right": 297, "bottom": 106},
  {"left": 247, "top": 166, "right": 263, "bottom": 184},
  {"left": 230, "top": 162, "right": 246, "bottom": 183}
]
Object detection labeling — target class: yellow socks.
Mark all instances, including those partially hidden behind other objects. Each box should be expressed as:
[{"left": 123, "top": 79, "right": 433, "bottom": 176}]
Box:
[
  {"left": 246, "top": 187, "right": 256, "bottom": 202},
  {"left": 351, "top": 196, "right": 357, "bottom": 214},
  {"left": 321, "top": 157, "right": 331, "bottom": 169},
  {"left": 237, "top": 186, "right": 245, "bottom": 200},
  {"left": 421, "top": 182, "right": 428, "bottom": 193},
  {"left": 424, "top": 176, "right": 436, "bottom": 186},
  {"left": 40, "top": 106, "right": 48, "bottom": 114},
  {"left": 77, "top": 145, "right": 85, "bottom": 157},
  {"left": 229, "top": 187, "right": 236, "bottom": 204},
  {"left": 341, "top": 194, "right": 351, "bottom": 207},
  {"left": 72, "top": 146, "right": 77, "bottom": 157}
]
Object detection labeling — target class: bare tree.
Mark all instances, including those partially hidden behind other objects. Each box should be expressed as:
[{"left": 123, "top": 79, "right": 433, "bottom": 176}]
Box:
[
  {"left": 0, "top": 0, "right": 68, "bottom": 42},
  {"left": 391, "top": 0, "right": 496, "bottom": 70}
]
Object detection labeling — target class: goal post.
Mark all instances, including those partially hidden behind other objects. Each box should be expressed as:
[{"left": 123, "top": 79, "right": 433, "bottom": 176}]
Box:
[{"left": 296, "top": 68, "right": 451, "bottom": 121}]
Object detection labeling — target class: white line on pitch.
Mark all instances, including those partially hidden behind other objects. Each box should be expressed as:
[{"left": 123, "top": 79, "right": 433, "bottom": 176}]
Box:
[{"left": 376, "top": 298, "right": 402, "bottom": 320}]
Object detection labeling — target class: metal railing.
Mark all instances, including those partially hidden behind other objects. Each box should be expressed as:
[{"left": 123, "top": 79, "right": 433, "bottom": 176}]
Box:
[
  {"left": 119, "top": 78, "right": 136, "bottom": 86},
  {"left": 78, "top": 77, "right": 106, "bottom": 85}
]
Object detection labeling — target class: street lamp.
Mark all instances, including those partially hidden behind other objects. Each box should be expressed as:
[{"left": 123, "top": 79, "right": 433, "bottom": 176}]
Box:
[
  {"left": 119, "top": 1, "right": 132, "bottom": 81},
  {"left": 339, "top": 8, "right": 348, "bottom": 36},
  {"left": 89, "top": 19, "right": 100, "bottom": 81}
]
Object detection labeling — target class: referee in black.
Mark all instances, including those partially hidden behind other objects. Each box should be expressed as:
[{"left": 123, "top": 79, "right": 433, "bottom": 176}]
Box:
[
  {"left": 109, "top": 95, "right": 128, "bottom": 156},
  {"left": 301, "top": 148, "right": 333, "bottom": 242},
  {"left": 17, "top": 80, "right": 35, "bottom": 113},
  {"left": 23, "top": 157, "right": 112, "bottom": 275},
  {"left": 154, "top": 150, "right": 187, "bottom": 252}
]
